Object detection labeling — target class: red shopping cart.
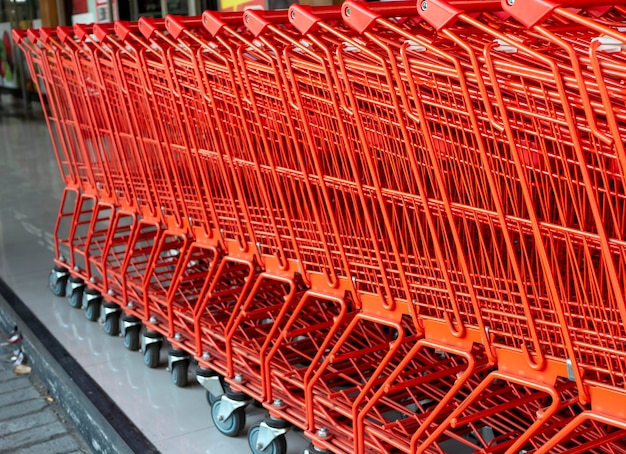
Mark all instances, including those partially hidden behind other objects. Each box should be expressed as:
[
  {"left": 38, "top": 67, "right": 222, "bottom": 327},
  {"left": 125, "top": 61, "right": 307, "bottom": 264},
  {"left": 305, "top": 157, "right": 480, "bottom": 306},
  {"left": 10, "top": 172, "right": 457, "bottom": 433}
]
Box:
[{"left": 14, "top": 0, "right": 626, "bottom": 452}]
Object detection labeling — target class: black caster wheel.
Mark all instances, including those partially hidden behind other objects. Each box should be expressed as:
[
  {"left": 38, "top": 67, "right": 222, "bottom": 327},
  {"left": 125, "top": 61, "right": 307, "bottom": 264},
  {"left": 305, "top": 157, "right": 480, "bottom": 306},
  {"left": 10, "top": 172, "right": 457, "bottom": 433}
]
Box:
[
  {"left": 124, "top": 326, "right": 141, "bottom": 351},
  {"left": 84, "top": 299, "right": 100, "bottom": 321},
  {"left": 252, "top": 400, "right": 264, "bottom": 408},
  {"left": 83, "top": 289, "right": 101, "bottom": 322},
  {"left": 65, "top": 278, "right": 84, "bottom": 309},
  {"left": 103, "top": 310, "right": 121, "bottom": 336},
  {"left": 48, "top": 267, "right": 68, "bottom": 297},
  {"left": 143, "top": 342, "right": 161, "bottom": 368},
  {"left": 211, "top": 399, "right": 246, "bottom": 437},
  {"left": 171, "top": 360, "right": 189, "bottom": 387},
  {"left": 248, "top": 425, "right": 287, "bottom": 454}
]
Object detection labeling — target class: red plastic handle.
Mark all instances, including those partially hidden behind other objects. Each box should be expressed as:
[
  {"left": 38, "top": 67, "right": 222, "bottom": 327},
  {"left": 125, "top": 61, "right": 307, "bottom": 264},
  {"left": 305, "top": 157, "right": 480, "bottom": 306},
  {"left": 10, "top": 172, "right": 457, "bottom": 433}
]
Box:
[
  {"left": 56, "top": 25, "right": 75, "bottom": 43},
  {"left": 38, "top": 28, "right": 58, "bottom": 44},
  {"left": 55, "top": 26, "right": 73, "bottom": 43},
  {"left": 503, "top": 0, "right": 626, "bottom": 27},
  {"left": 26, "top": 29, "right": 39, "bottom": 43},
  {"left": 243, "top": 9, "right": 291, "bottom": 36},
  {"left": 418, "top": 0, "right": 502, "bottom": 31},
  {"left": 164, "top": 14, "right": 204, "bottom": 39},
  {"left": 114, "top": 21, "right": 141, "bottom": 41},
  {"left": 288, "top": 4, "right": 343, "bottom": 34},
  {"left": 448, "top": 0, "right": 503, "bottom": 12},
  {"left": 93, "top": 23, "right": 118, "bottom": 41},
  {"left": 137, "top": 17, "right": 167, "bottom": 40},
  {"left": 341, "top": 0, "right": 417, "bottom": 33},
  {"left": 202, "top": 11, "right": 244, "bottom": 36},
  {"left": 74, "top": 23, "right": 91, "bottom": 41},
  {"left": 11, "top": 29, "right": 28, "bottom": 45}
]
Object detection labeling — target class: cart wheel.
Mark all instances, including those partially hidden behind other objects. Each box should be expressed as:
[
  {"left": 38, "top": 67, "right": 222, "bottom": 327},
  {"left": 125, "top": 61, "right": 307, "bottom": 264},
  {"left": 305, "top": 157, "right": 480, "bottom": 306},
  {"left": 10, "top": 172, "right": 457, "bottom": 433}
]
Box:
[
  {"left": 103, "top": 312, "right": 120, "bottom": 336},
  {"left": 65, "top": 279, "right": 84, "bottom": 309},
  {"left": 84, "top": 299, "right": 100, "bottom": 322},
  {"left": 206, "top": 390, "right": 220, "bottom": 406},
  {"left": 248, "top": 425, "right": 287, "bottom": 454},
  {"left": 206, "top": 379, "right": 230, "bottom": 405},
  {"left": 48, "top": 268, "right": 68, "bottom": 297},
  {"left": 211, "top": 399, "right": 246, "bottom": 437},
  {"left": 124, "top": 326, "right": 141, "bottom": 351},
  {"left": 252, "top": 399, "right": 264, "bottom": 408},
  {"left": 143, "top": 342, "right": 160, "bottom": 368},
  {"left": 171, "top": 360, "right": 189, "bottom": 388}
]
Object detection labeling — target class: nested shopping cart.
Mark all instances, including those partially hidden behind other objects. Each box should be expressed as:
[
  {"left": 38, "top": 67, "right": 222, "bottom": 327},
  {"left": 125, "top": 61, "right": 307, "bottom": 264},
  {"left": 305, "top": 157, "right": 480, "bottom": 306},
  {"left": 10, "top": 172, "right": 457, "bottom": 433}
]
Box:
[
  {"left": 13, "top": 0, "right": 626, "bottom": 452},
  {"left": 148, "top": 13, "right": 395, "bottom": 445},
  {"left": 242, "top": 2, "right": 626, "bottom": 451},
  {"left": 16, "top": 27, "right": 133, "bottom": 324},
  {"left": 134, "top": 14, "right": 352, "bottom": 403},
  {"left": 327, "top": 0, "right": 626, "bottom": 451},
  {"left": 163, "top": 10, "right": 484, "bottom": 452}
]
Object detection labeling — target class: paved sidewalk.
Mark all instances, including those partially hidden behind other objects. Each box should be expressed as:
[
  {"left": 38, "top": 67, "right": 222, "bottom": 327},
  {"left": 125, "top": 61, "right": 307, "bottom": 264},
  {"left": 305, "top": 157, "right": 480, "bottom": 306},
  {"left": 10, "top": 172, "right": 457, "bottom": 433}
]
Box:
[{"left": 0, "top": 335, "right": 92, "bottom": 454}]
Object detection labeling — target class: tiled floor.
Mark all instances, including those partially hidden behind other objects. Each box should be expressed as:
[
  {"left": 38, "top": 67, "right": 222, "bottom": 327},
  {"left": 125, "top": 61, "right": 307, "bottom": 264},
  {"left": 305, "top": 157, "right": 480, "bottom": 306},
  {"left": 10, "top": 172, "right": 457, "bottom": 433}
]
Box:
[{"left": 0, "top": 108, "right": 310, "bottom": 454}]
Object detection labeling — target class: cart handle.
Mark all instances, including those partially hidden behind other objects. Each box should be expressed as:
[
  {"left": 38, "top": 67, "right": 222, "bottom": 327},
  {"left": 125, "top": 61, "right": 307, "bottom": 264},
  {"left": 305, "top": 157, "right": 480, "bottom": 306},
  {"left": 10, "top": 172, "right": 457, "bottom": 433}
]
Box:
[
  {"left": 73, "top": 23, "right": 117, "bottom": 42},
  {"left": 114, "top": 21, "right": 143, "bottom": 41},
  {"left": 38, "top": 27, "right": 61, "bottom": 44},
  {"left": 244, "top": 9, "right": 298, "bottom": 36},
  {"left": 289, "top": 2, "right": 417, "bottom": 34},
  {"left": 91, "top": 23, "right": 118, "bottom": 41},
  {"left": 503, "top": 0, "right": 626, "bottom": 28},
  {"left": 26, "top": 29, "right": 39, "bottom": 43},
  {"left": 55, "top": 26, "right": 75, "bottom": 43},
  {"left": 138, "top": 17, "right": 171, "bottom": 40},
  {"left": 202, "top": 11, "right": 245, "bottom": 37},
  {"left": 12, "top": 29, "right": 28, "bottom": 45},
  {"left": 288, "top": 4, "right": 347, "bottom": 34},
  {"left": 339, "top": 0, "right": 500, "bottom": 34},
  {"left": 74, "top": 23, "right": 93, "bottom": 41},
  {"left": 165, "top": 14, "right": 205, "bottom": 39},
  {"left": 341, "top": 1, "right": 417, "bottom": 34},
  {"left": 418, "top": 0, "right": 503, "bottom": 31}
]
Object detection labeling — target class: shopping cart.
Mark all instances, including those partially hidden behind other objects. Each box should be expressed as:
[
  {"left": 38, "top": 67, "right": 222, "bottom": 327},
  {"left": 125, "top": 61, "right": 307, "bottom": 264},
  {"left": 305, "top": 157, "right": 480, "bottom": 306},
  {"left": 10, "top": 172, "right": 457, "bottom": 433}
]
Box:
[
  {"left": 241, "top": 1, "right": 626, "bottom": 451},
  {"left": 13, "top": 0, "right": 626, "bottom": 452},
  {"left": 497, "top": 0, "right": 626, "bottom": 450},
  {"left": 166, "top": 10, "right": 447, "bottom": 449},
  {"left": 158, "top": 12, "right": 360, "bottom": 436},
  {"left": 336, "top": 0, "right": 626, "bottom": 451},
  {"left": 13, "top": 28, "right": 125, "bottom": 322},
  {"left": 133, "top": 15, "right": 305, "bottom": 392},
  {"left": 409, "top": 0, "right": 626, "bottom": 446},
  {"left": 270, "top": 5, "right": 556, "bottom": 450}
]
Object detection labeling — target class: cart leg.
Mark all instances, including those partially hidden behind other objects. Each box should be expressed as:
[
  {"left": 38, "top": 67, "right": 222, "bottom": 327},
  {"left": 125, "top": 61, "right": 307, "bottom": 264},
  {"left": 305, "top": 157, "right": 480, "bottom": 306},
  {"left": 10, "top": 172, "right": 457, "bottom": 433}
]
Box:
[
  {"left": 48, "top": 266, "right": 69, "bottom": 297},
  {"left": 122, "top": 315, "right": 142, "bottom": 351},
  {"left": 168, "top": 349, "right": 190, "bottom": 387},
  {"left": 141, "top": 330, "right": 163, "bottom": 367},
  {"left": 82, "top": 288, "right": 102, "bottom": 322},
  {"left": 102, "top": 302, "right": 121, "bottom": 336},
  {"left": 197, "top": 367, "right": 227, "bottom": 405},
  {"left": 65, "top": 276, "right": 85, "bottom": 309}
]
